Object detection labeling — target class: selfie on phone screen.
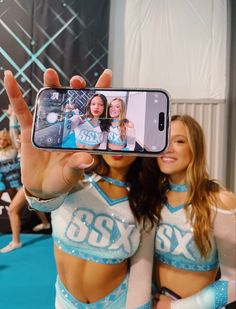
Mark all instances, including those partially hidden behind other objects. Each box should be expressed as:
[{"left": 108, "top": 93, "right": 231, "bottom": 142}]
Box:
[{"left": 32, "top": 88, "right": 170, "bottom": 156}]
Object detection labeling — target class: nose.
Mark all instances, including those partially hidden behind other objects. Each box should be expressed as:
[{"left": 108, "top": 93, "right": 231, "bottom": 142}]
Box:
[{"left": 164, "top": 140, "right": 174, "bottom": 153}]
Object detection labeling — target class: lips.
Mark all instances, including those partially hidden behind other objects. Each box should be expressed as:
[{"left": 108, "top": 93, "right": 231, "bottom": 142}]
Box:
[
  {"left": 160, "top": 156, "right": 176, "bottom": 163},
  {"left": 111, "top": 155, "right": 123, "bottom": 160}
]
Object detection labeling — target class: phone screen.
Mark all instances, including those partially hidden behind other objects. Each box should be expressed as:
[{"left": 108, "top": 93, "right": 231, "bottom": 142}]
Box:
[{"left": 32, "top": 87, "right": 170, "bottom": 156}]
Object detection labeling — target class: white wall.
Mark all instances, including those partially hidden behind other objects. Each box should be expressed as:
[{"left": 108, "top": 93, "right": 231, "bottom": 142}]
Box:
[{"left": 109, "top": 0, "right": 229, "bottom": 184}]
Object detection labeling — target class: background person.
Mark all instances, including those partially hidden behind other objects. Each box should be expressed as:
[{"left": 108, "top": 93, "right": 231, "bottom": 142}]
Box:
[
  {"left": 0, "top": 129, "right": 18, "bottom": 200},
  {"left": 0, "top": 107, "right": 50, "bottom": 253}
]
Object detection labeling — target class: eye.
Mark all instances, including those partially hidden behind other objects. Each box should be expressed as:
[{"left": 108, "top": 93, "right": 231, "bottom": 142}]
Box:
[{"left": 173, "top": 138, "right": 185, "bottom": 144}]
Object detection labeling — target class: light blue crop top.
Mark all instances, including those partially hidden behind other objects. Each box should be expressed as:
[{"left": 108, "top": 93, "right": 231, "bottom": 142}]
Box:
[
  {"left": 108, "top": 125, "right": 126, "bottom": 147},
  {"left": 155, "top": 203, "right": 219, "bottom": 271},
  {"left": 26, "top": 174, "right": 141, "bottom": 265},
  {"left": 74, "top": 118, "right": 103, "bottom": 147}
]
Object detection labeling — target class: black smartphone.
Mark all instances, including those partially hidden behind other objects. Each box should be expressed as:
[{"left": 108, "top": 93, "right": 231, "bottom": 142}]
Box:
[
  {"left": 161, "top": 287, "right": 181, "bottom": 300},
  {"left": 32, "top": 87, "right": 170, "bottom": 157}
]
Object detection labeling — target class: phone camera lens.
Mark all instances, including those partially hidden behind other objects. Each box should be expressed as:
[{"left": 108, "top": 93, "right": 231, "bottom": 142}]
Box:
[{"left": 158, "top": 112, "right": 165, "bottom": 131}]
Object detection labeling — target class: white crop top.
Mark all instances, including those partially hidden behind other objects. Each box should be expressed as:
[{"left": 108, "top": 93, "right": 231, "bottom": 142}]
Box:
[
  {"left": 155, "top": 203, "right": 219, "bottom": 271},
  {"left": 74, "top": 118, "right": 103, "bottom": 147},
  {"left": 26, "top": 174, "right": 141, "bottom": 264}
]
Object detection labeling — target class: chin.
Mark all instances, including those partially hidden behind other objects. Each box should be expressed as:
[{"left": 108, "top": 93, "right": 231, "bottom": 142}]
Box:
[{"left": 159, "top": 167, "right": 174, "bottom": 175}]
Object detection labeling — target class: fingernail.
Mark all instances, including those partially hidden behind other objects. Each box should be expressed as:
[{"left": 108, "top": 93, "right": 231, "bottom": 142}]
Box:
[
  {"left": 72, "top": 75, "right": 86, "bottom": 85},
  {"left": 78, "top": 158, "right": 94, "bottom": 169},
  {"left": 4, "top": 70, "right": 13, "bottom": 77},
  {"left": 103, "top": 69, "right": 112, "bottom": 76}
]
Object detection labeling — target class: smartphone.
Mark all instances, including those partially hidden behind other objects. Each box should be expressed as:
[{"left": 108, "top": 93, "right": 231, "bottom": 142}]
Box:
[{"left": 32, "top": 87, "right": 170, "bottom": 157}]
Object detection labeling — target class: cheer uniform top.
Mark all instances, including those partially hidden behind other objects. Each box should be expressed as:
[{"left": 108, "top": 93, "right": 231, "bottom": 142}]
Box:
[
  {"left": 27, "top": 174, "right": 140, "bottom": 264},
  {"left": 155, "top": 203, "right": 236, "bottom": 309},
  {"left": 155, "top": 203, "right": 218, "bottom": 271},
  {"left": 26, "top": 173, "right": 155, "bottom": 308},
  {"left": 107, "top": 121, "right": 135, "bottom": 151},
  {"left": 74, "top": 118, "right": 104, "bottom": 148},
  {"left": 108, "top": 124, "right": 126, "bottom": 148}
]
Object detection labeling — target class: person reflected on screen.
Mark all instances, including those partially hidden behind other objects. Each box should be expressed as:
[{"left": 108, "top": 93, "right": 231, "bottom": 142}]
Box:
[
  {"left": 107, "top": 98, "right": 136, "bottom": 151},
  {"left": 64, "top": 94, "right": 110, "bottom": 150}
]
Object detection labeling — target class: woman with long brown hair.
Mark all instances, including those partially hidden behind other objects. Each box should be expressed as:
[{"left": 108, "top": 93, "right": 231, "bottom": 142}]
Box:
[
  {"left": 107, "top": 97, "right": 136, "bottom": 151},
  {"left": 154, "top": 115, "right": 236, "bottom": 309}
]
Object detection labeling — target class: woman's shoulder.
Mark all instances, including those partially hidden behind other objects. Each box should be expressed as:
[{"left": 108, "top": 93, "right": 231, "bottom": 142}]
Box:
[
  {"left": 125, "top": 119, "right": 134, "bottom": 128},
  {"left": 214, "top": 189, "right": 236, "bottom": 211}
]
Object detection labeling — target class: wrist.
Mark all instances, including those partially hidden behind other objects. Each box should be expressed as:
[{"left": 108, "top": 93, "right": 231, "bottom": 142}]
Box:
[{"left": 24, "top": 187, "right": 62, "bottom": 200}]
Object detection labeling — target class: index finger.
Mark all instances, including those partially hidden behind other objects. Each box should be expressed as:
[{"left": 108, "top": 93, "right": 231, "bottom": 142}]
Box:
[
  {"left": 95, "top": 69, "right": 112, "bottom": 88},
  {"left": 4, "top": 70, "right": 33, "bottom": 131}
]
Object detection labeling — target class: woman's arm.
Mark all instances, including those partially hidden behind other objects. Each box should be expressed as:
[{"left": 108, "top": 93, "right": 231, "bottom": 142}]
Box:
[
  {"left": 3, "top": 69, "right": 111, "bottom": 200},
  {"left": 69, "top": 114, "right": 83, "bottom": 129},
  {"left": 126, "top": 122, "right": 136, "bottom": 151},
  {"left": 25, "top": 188, "right": 68, "bottom": 212},
  {"left": 126, "top": 225, "right": 156, "bottom": 309},
  {"left": 170, "top": 192, "right": 236, "bottom": 309}
]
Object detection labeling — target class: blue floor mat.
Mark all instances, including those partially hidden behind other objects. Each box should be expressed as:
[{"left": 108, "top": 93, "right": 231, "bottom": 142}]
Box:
[{"left": 0, "top": 234, "right": 57, "bottom": 309}]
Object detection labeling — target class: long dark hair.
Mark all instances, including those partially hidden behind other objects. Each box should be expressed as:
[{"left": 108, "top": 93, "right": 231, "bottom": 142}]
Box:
[
  {"left": 85, "top": 94, "right": 110, "bottom": 132},
  {"left": 90, "top": 156, "right": 162, "bottom": 228}
]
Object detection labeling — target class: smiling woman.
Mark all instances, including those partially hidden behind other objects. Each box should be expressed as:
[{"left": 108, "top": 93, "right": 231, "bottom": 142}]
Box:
[
  {"left": 3, "top": 68, "right": 161, "bottom": 309},
  {"left": 153, "top": 115, "right": 236, "bottom": 309},
  {"left": 107, "top": 97, "right": 135, "bottom": 151}
]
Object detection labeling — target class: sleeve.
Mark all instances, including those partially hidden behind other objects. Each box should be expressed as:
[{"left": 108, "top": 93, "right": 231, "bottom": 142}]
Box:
[
  {"left": 171, "top": 208, "right": 236, "bottom": 309},
  {"left": 98, "top": 131, "right": 108, "bottom": 150},
  {"left": 126, "top": 126, "right": 136, "bottom": 151},
  {"left": 70, "top": 114, "right": 83, "bottom": 129},
  {"left": 126, "top": 225, "right": 156, "bottom": 309},
  {"left": 24, "top": 187, "right": 67, "bottom": 212}
]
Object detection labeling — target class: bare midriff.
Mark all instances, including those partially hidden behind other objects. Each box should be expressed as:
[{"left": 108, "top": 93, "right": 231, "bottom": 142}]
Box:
[
  {"left": 54, "top": 244, "right": 128, "bottom": 303},
  {"left": 108, "top": 143, "right": 124, "bottom": 150},
  {"left": 155, "top": 261, "right": 218, "bottom": 298},
  {"left": 76, "top": 143, "right": 99, "bottom": 150}
]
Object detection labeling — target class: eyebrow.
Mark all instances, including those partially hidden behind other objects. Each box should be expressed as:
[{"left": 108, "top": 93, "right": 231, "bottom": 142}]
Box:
[{"left": 172, "top": 134, "right": 187, "bottom": 138}]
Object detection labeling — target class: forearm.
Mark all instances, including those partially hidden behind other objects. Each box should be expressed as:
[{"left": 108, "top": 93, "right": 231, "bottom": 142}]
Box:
[
  {"left": 171, "top": 279, "right": 229, "bottom": 309},
  {"left": 126, "top": 225, "right": 155, "bottom": 309},
  {"left": 126, "top": 128, "right": 136, "bottom": 150}
]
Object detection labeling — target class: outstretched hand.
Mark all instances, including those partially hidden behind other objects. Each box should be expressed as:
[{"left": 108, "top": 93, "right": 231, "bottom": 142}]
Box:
[{"left": 4, "top": 68, "right": 112, "bottom": 199}]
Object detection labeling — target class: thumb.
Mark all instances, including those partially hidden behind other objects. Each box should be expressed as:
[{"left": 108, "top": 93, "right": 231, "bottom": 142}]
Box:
[
  {"left": 68, "top": 152, "right": 94, "bottom": 170},
  {"left": 63, "top": 152, "right": 94, "bottom": 186}
]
